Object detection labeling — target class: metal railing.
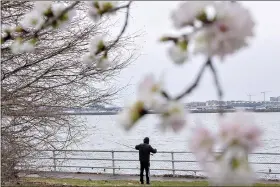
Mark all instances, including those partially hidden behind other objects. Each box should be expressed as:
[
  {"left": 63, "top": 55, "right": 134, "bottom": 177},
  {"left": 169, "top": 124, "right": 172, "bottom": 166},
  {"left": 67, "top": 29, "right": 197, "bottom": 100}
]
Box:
[{"left": 19, "top": 150, "right": 280, "bottom": 180}]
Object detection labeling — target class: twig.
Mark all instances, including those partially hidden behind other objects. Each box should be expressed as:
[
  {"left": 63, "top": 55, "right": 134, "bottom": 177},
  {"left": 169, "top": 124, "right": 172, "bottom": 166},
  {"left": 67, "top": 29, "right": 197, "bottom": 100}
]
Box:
[
  {"left": 173, "top": 58, "right": 211, "bottom": 100},
  {"left": 96, "top": 1, "right": 132, "bottom": 55},
  {"left": 208, "top": 61, "right": 224, "bottom": 115},
  {"left": 106, "top": 3, "right": 133, "bottom": 13},
  {"left": 161, "top": 23, "right": 212, "bottom": 44},
  {"left": 208, "top": 61, "right": 223, "bottom": 100},
  {"left": 161, "top": 90, "right": 171, "bottom": 100}
]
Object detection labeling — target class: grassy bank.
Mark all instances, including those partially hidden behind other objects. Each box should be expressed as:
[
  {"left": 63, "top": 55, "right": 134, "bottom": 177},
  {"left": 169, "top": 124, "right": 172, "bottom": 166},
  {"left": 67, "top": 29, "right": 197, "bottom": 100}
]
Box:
[{"left": 4, "top": 177, "right": 280, "bottom": 187}]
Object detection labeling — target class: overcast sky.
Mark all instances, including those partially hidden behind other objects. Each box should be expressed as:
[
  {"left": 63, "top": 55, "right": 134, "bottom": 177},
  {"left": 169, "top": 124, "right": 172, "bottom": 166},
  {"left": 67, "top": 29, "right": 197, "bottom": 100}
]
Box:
[{"left": 110, "top": 1, "right": 280, "bottom": 106}]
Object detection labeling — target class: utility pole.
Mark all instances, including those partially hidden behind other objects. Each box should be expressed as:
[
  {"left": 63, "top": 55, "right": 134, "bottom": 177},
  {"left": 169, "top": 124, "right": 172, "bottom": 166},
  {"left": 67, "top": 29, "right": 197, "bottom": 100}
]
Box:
[
  {"left": 247, "top": 94, "right": 255, "bottom": 101},
  {"left": 261, "top": 91, "right": 271, "bottom": 101}
]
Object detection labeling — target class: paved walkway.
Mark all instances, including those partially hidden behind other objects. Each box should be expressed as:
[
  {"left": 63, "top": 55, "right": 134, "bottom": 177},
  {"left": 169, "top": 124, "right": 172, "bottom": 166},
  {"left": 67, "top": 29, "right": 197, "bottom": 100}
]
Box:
[
  {"left": 22, "top": 171, "right": 202, "bottom": 182},
  {"left": 21, "top": 171, "right": 280, "bottom": 184}
]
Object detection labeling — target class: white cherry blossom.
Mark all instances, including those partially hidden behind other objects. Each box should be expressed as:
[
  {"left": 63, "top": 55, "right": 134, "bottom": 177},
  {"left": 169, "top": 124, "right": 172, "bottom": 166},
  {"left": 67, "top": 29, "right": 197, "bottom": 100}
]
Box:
[
  {"left": 21, "top": 41, "right": 35, "bottom": 53},
  {"left": 51, "top": 2, "right": 67, "bottom": 17},
  {"left": 171, "top": 1, "right": 214, "bottom": 29},
  {"left": 51, "top": 2, "right": 76, "bottom": 28},
  {"left": 96, "top": 57, "right": 110, "bottom": 70},
  {"left": 2, "top": 25, "right": 13, "bottom": 33},
  {"left": 168, "top": 44, "right": 188, "bottom": 64},
  {"left": 239, "top": 123, "right": 262, "bottom": 152},
  {"left": 89, "top": 35, "right": 105, "bottom": 55},
  {"left": 207, "top": 145, "right": 255, "bottom": 186},
  {"left": 82, "top": 35, "right": 111, "bottom": 70},
  {"left": 99, "top": 1, "right": 118, "bottom": 11},
  {"left": 118, "top": 101, "right": 146, "bottom": 131},
  {"left": 87, "top": 1, "right": 118, "bottom": 22},
  {"left": 219, "top": 112, "right": 262, "bottom": 152},
  {"left": 81, "top": 53, "right": 110, "bottom": 70},
  {"left": 81, "top": 53, "right": 93, "bottom": 70},
  {"left": 190, "top": 113, "right": 260, "bottom": 186},
  {"left": 1, "top": 25, "right": 14, "bottom": 38},
  {"left": 10, "top": 39, "right": 35, "bottom": 54},
  {"left": 10, "top": 39, "right": 23, "bottom": 54},
  {"left": 160, "top": 101, "right": 187, "bottom": 132},
  {"left": 137, "top": 73, "right": 166, "bottom": 111},
  {"left": 34, "top": 1, "right": 52, "bottom": 14},
  {"left": 20, "top": 11, "right": 45, "bottom": 30},
  {"left": 192, "top": 2, "right": 255, "bottom": 60},
  {"left": 88, "top": 4, "right": 100, "bottom": 21},
  {"left": 189, "top": 126, "right": 215, "bottom": 161}
]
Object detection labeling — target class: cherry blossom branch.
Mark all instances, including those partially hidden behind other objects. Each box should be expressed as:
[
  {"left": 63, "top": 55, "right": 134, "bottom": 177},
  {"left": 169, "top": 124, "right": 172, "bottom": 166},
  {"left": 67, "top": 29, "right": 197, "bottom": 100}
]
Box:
[
  {"left": 95, "top": 1, "right": 132, "bottom": 55},
  {"left": 174, "top": 58, "right": 211, "bottom": 100},
  {"left": 160, "top": 56, "right": 223, "bottom": 107},
  {"left": 106, "top": 2, "right": 133, "bottom": 14},
  {"left": 208, "top": 61, "right": 223, "bottom": 100},
  {"left": 34, "top": 1, "right": 80, "bottom": 36},
  {"left": 161, "top": 90, "right": 171, "bottom": 100},
  {"left": 208, "top": 60, "right": 224, "bottom": 115},
  {"left": 1, "top": 1, "right": 80, "bottom": 44}
]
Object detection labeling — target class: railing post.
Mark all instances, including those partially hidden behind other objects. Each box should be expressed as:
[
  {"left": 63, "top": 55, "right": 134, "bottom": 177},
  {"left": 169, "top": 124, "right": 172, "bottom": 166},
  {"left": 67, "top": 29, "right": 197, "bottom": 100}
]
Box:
[
  {"left": 52, "top": 150, "right": 57, "bottom": 171},
  {"left": 112, "top": 151, "right": 115, "bottom": 175},
  {"left": 171, "top": 152, "right": 175, "bottom": 176}
]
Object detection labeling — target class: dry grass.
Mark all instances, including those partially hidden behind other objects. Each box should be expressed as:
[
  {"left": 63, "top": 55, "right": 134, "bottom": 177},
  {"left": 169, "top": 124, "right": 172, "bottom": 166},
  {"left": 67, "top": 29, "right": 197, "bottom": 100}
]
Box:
[{"left": 3, "top": 177, "right": 280, "bottom": 187}]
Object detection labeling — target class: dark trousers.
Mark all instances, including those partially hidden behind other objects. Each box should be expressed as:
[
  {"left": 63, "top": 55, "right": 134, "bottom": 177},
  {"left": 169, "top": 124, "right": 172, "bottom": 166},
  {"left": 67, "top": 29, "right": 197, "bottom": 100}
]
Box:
[{"left": 140, "top": 161, "right": 150, "bottom": 184}]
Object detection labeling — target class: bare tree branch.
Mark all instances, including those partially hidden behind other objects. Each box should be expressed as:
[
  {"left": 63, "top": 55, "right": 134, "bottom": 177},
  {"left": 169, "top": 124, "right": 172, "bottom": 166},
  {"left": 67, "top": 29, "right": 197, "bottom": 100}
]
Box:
[{"left": 1, "top": 1, "right": 138, "bottom": 183}]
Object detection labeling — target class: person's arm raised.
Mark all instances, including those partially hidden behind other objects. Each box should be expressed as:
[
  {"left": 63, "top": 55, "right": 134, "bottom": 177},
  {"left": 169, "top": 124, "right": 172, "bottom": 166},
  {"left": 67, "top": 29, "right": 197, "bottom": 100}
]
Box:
[
  {"left": 135, "top": 144, "right": 140, "bottom": 150},
  {"left": 150, "top": 145, "right": 157, "bottom": 154}
]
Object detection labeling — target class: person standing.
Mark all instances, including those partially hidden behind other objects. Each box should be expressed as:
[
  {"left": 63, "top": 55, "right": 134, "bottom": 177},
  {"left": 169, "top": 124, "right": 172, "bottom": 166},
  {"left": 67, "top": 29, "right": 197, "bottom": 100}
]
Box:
[{"left": 135, "top": 137, "right": 157, "bottom": 185}]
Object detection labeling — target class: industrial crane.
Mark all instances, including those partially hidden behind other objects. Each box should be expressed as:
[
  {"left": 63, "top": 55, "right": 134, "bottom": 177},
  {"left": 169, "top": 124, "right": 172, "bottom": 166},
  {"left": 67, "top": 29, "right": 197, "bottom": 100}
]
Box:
[
  {"left": 261, "top": 91, "right": 271, "bottom": 101},
  {"left": 247, "top": 94, "right": 255, "bottom": 101}
]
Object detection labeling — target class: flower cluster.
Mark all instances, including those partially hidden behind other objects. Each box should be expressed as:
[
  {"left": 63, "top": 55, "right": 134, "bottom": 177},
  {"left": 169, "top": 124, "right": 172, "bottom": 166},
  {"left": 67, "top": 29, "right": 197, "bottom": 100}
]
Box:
[
  {"left": 10, "top": 38, "right": 37, "bottom": 54},
  {"left": 159, "top": 101, "right": 187, "bottom": 132},
  {"left": 189, "top": 112, "right": 262, "bottom": 186},
  {"left": 164, "top": 1, "right": 255, "bottom": 64},
  {"left": 1, "top": 25, "right": 36, "bottom": 54},
  {"left": 81, "top": 35, "right": 111, "bottom": 70},
  {"left": 7, "top": 1, "right": 76, "bottom": 54},
  {"left": 207, "top": 145, "right": 255, "bottom": 186},
  {"left": 20, "top": 1, "right": 76, "bottom": 30},
  {"left": 219, "top": 112, "right": 262, "bottom": 152},
  {"left": 118, "top": 74, "right": 187, "bottom": 132},
  {"left": 50, "top": 2, "right": 77, "bottom": 29},
  {"left": 118, "top": 101, "right": 147, "bottom": 131},
  {"left": 87, "top": 1, "right": 118, "bottom": 21}
]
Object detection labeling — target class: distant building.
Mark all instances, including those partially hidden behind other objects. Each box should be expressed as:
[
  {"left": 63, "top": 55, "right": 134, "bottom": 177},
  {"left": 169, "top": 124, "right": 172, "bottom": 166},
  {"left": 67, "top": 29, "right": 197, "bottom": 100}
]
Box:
[
  {"left": 205, "top": 100, "right": 226, "bottom": 106},
  {"left": 270, "top": 96, "right": 280, "bottom": 101},
  {"left": 185, "top": 99, "right": 280, "bottom": 111},
  {"left": 270, "top": 97, "right": 278, "bottom": 101},
  {"left": 89, "top": 104, "right": 106, "bottom": 111}
]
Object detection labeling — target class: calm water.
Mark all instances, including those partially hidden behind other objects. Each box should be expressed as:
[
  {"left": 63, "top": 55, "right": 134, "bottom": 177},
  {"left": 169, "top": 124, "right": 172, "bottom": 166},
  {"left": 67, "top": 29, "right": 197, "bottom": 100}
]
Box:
[
  {"left": 77, "top": 112, "right": 280, "bottom": 153},
  {"left": 36, "top": 113, "right": 280, "bottom": 179}
]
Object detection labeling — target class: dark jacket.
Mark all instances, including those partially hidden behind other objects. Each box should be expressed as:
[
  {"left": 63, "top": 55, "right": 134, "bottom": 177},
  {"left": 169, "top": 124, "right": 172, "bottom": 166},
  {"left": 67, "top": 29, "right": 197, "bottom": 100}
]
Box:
[{"left": 135, "top": 137, "right": 157, "bottom": 163}]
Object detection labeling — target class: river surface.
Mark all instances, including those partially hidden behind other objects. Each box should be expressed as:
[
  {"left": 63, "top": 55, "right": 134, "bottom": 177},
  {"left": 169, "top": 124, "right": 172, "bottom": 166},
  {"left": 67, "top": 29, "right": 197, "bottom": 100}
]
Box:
[
  {"left": 36, "top": 113, "right": 280, "bottom": 179},
  {"left": 78, "top": 112, "right": 280, "bottom": 153}
]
